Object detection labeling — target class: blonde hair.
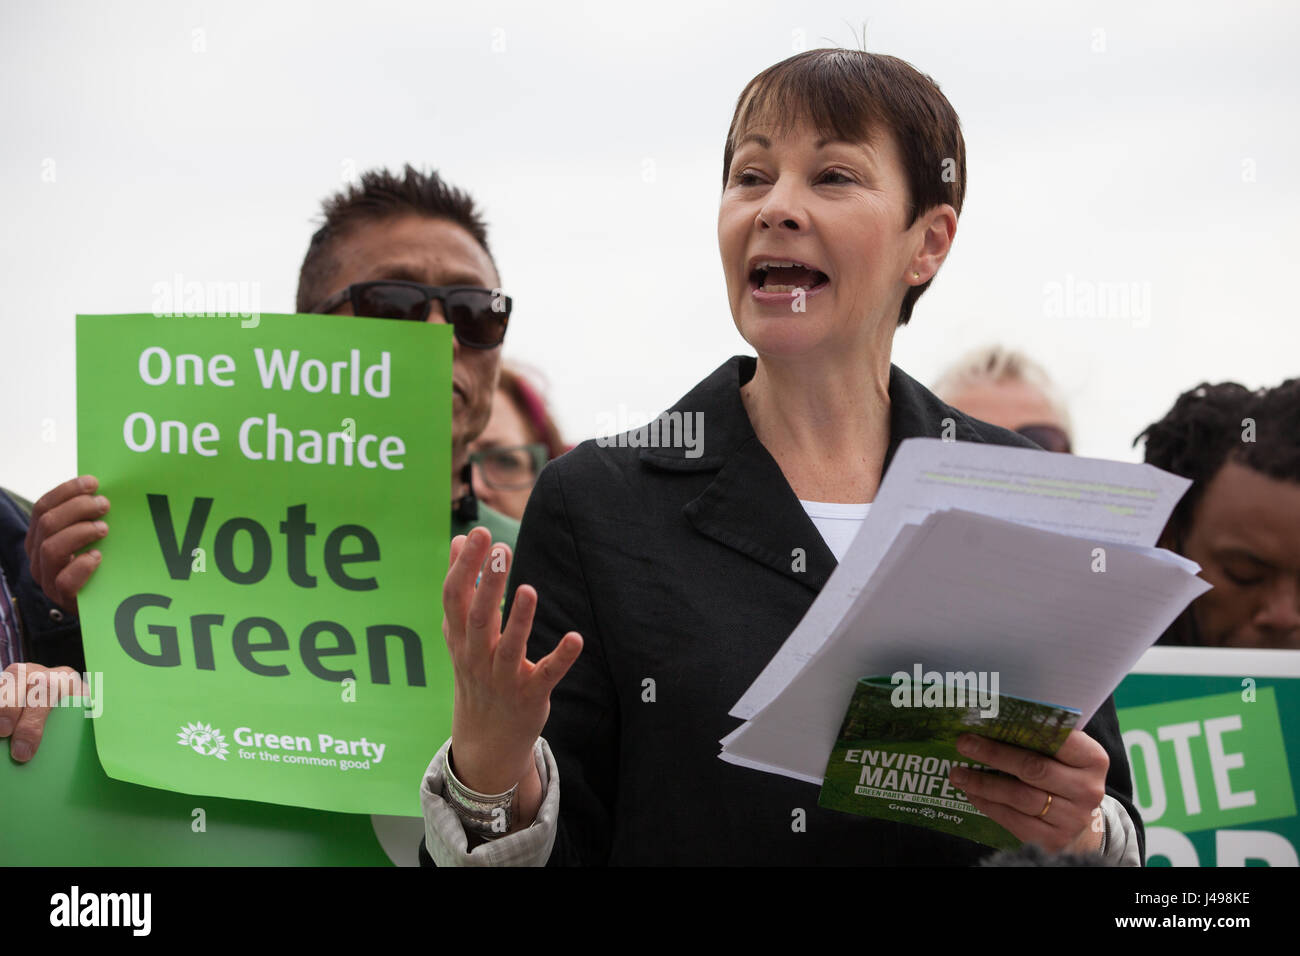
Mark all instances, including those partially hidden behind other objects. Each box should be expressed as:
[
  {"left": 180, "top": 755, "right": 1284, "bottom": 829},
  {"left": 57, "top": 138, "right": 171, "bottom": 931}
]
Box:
[{"left": 932, "top": 345, "right": 1073, "bottom": 439}]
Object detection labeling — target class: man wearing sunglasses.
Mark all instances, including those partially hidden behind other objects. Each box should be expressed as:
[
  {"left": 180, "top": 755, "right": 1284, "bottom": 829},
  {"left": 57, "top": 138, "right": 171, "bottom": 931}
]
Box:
[
  {"left": 296, "top": 165, "right": 520, "bottom": 546},
  {"left": 11, "top": 165, "right": 519, "bottom": 764},
  {"left": 932, "top": 345, "right": 1074, "bottom": 454}
]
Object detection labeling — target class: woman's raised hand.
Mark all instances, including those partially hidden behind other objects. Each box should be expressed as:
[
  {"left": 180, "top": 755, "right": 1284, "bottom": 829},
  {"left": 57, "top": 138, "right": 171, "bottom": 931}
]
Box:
[{"left": 441, "top": 527, "right": 583, "bottom": 828}]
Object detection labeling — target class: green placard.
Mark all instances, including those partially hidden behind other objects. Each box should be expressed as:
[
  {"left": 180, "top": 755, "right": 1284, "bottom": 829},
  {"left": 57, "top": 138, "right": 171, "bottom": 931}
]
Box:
[
  {"left": 0, "top": 701, "right": 394, "bottom": 865},
  {"left": 74, "top": 313, "right": 451, "bottom": 816},
  {"left": 1116, "top": 647, "right": 1300, "bottom": 867}
]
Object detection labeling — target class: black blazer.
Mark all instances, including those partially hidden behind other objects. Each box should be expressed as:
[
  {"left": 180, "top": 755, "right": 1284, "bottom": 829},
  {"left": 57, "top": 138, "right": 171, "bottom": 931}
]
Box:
[{"left": 424, "top": 355, "right": 1144, "bottom": 865}]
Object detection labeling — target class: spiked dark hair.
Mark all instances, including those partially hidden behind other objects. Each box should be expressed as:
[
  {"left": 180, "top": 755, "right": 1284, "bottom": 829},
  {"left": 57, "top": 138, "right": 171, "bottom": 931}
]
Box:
[{"left": 296, "top": 164, "right": 495, "bottom": 313}]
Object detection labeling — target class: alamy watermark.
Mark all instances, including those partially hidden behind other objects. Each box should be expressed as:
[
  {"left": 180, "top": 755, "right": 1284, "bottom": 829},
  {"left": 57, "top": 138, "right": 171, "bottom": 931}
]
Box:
[
  {"left": 50, "top": 886, "right": 150, "bottom": 935},
  {"left": 1043, "top": 273, "right": 1151, "bottom": 328},
  {"left": 890, "top": 664, "right": 1000, "bottom": 718},
  {"left": 595, "top": 407, "right": 705, "bottom": 458},
  {"left": 152, "top": 272, "right": 262, "bottom": 328},
  {"left": 0, "top": 667, "right": 103, "bottom": 718}
]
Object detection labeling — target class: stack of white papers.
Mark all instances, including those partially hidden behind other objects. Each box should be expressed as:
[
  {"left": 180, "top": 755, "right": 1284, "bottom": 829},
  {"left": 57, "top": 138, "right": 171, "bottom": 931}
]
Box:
[{"left": 720, "top": 438, "right": 1212, "bottom": 785}]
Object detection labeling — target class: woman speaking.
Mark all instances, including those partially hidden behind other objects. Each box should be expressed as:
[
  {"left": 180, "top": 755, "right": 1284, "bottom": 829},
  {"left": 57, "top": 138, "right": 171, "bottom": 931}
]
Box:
[{"left": 421, "top": 49, "right": 1143, "bottom": 865}]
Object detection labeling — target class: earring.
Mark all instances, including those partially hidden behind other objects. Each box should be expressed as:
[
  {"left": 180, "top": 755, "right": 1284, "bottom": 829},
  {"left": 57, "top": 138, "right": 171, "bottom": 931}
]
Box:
[{"left": 912, "top": 271, "right": 921, "bottom": 280}]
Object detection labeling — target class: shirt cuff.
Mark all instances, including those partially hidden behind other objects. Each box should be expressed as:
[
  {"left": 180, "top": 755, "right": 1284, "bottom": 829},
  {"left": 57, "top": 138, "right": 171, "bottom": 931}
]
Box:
[
  {"left": 1100, "top": 794, "right": 1142, "bottom": 866},
  {"left": 420, "top": 737, "right": 560, "bottom": 867}
]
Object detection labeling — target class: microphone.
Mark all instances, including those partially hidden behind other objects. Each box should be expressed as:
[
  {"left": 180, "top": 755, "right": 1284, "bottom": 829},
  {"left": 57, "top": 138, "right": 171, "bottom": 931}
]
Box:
[{"left": 453, "top": 462, "right": 478, "bottom": 523}]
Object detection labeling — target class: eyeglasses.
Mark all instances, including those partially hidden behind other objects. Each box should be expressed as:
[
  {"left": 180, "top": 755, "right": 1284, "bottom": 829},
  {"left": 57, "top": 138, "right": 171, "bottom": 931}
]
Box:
[
  {"left": 1016, "top": 424, "right": 1073, "bottom": 454},
  {"left": 311, "top": 280, "right": 511, "bottom": 349},
  {"left": 468, "top": 443, "right": 548, "bottom": 490}
]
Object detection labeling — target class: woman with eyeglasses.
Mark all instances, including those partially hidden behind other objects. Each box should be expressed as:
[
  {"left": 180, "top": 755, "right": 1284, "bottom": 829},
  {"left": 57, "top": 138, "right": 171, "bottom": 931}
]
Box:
[
  {"left": 468, "top": 366, "right": 569, "bottom": 521},
  {"left": 422, "top": 49, "right": 1143, "bottom": 866}
]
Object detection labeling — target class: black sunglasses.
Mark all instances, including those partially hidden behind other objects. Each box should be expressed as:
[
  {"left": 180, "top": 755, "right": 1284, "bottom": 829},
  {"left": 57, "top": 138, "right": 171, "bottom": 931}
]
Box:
[
  {"left": 1016, "top": 423, "right": 1073, "bottom": 454},
  {"left": 312, "top": 280, "right": 511, "bottom": 349}
]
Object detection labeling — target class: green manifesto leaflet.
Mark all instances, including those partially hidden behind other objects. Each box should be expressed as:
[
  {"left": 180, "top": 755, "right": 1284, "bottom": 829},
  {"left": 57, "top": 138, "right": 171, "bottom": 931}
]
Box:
[
  {"left": 819, "top": 674, "right": 1079, "bottom": 850},
  {"left": 75, "top": 313, "right": 451, "bottom": 816}
]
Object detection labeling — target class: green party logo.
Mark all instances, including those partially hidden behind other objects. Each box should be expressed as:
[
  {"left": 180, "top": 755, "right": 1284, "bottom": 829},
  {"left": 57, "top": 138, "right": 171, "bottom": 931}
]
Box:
[{"left": 177, "top": 721, "right": 230, "bottom": 760}]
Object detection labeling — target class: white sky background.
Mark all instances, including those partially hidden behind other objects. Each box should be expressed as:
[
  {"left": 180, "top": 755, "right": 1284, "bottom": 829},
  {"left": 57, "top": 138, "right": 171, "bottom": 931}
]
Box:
[{"left": 2, "top": 0, "right": 1297, "bottom": 502}]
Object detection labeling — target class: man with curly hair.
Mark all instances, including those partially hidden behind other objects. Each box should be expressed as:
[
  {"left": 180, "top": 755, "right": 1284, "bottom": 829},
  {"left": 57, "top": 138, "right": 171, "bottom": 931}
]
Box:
[{"left": 1136, "top": 378, "right": 1300, "bottom": 649}]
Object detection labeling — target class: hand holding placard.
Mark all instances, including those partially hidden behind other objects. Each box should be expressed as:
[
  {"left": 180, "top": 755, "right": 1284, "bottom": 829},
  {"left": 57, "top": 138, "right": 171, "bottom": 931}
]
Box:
[{"left": 24, "top": 475, "right": 110, "bottom": 615}]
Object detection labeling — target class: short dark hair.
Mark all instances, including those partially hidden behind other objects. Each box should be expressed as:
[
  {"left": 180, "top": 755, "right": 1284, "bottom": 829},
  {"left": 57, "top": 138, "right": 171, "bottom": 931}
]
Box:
[
  {"left": 721, "top": 49, "right": 966, "bottom": 326},
  {"left": 1136, "top": 377, "right": 1300, "bottom": 548},
  {"left": 296, "top": 164, "right": 495, "bottom": 313}
]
